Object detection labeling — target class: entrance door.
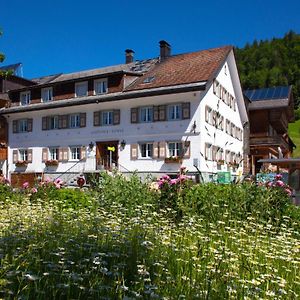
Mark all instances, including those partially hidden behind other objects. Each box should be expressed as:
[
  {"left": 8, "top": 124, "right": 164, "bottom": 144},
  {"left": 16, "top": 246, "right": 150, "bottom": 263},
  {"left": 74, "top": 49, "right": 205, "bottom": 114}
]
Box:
[{"left": 96, "top": 141, "right": 118, "bottom": 170}]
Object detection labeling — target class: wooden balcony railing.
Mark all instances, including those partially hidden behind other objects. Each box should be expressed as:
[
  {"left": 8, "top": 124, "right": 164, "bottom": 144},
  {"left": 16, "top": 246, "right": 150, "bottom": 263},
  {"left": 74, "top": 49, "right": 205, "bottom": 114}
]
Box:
[{"left": 0, "top": 148, "right": 7, "bottom": 160}]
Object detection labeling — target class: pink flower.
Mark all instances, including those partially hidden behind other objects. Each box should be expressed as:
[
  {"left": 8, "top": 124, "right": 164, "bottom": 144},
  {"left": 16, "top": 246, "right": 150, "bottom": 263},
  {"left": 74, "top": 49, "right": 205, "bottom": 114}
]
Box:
[
  {"left": 275, "top": 174, "right": 282, "bottom": 180},
  {"left": 170, "top": 179, "right": 178, "bottom": 185},
  {"left": 22, "top": 182, "right": 29, "bottom": 189},
  {"left": 31, "top": 187, "right": 38, "bottom": 193},
  {"left": 284, "top": 188, "right": 292, "bottom": 196},
  {"left": 54, "top": 178, "right": 62, "bottom": 184},
  {"left": 266, "top": 181, "right": 273, "bottom": 188},
  {"left": 161, "top": 175, "right": 170, "bottom": 181},
  {"left": 54, "top": 183, "right": 61, "bottom": 189},
  {"left": 275, "top": 180, "right": 284, "bottom": 187}
]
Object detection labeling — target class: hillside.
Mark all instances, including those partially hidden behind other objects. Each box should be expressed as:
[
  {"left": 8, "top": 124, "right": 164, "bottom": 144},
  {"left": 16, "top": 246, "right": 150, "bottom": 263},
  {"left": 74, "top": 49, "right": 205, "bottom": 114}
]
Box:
[
  {"left": 235, "top": 31, "right": 300, "bottom": 108},
  {"left": 289, "top": 120, "right": 300, "bottom": 157}
]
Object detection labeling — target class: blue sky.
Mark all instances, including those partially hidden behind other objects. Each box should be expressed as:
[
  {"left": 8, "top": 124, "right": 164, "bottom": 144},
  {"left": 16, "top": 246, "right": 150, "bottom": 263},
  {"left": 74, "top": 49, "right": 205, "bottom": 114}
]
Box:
[{"left": 1, "top": 0, "right": 300, "bottom": 79}]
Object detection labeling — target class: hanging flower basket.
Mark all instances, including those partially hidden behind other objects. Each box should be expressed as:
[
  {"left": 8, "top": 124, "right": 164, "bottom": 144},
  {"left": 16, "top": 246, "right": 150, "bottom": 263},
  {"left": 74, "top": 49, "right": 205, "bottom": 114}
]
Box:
[
  {"left": 15, "top": 160, "right": 28, "bottom": 167},
  {"left": 164, "top": 157, "right": 183, "bottom": 164},
  {"left": 45, "top": 159, "right": 59, "bottom": 167}
]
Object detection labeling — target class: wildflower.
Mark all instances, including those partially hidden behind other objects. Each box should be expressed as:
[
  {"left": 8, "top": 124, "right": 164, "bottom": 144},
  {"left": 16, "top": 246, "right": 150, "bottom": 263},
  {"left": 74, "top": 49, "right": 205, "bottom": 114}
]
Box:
[
  {"left": 22, "top": 181, "right": 29, "bottom": 189},
  {"left": 275, "top": 180, "right": 284, "bottom": 187},
  {"left": 170, "top": 179, "right": 177, "bottom": 185},
  {"left": 275, "top": 174, "right": 283, "bottom": 180},
  {"left": 31, "top": 187, "right": 38, "bottom": 193}
]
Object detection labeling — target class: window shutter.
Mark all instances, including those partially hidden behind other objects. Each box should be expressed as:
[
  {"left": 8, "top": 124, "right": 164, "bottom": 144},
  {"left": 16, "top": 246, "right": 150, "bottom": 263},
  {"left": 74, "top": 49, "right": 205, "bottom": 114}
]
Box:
[
  {"left": 13, "top": 150, "right": 18, "bottom": 163},
  {"left": 131, "top": 108, "right": 138, "bottom": 123},
  {"left": 159, "top": 141, "right": 166, "bottom": 158},
  {"left": 80, "top": 113, "right": 86, "bottom": 127},
  {"left": 153, "top": 106, "right": 159, "bottom": 121},
  {"left": 153, "top": 142, "right": 159, "bottom": 159},
  {"left": 13, "top": 120, "right": 18, "bottom": 133},
  {"left": 113, "top": 109, "right": 120, "bottom": 125},
  {"left": 81, "top": 147, "right": 86, "bottom": 160},
  {"left": 130, "top": 144, "right": 138, "bottom": 160},
  {"left": 42, "top": 148, "right": 48, "bottom": 162},
  {"left": 27, "top": 119, "right": 33, "bottom": 132},
  {"left": 213, "top": 80, "right": 217, "bottom": 94},
  {"left": 205, "top": 106, "right": 209, "bottom": 123},
  {"left": 212, "top": 146, "right": 217, "bottom": 161},
  {"left": 42, "top": 117, "right": 48, "bottom": 130},
  {"left": 58, "top": 148, "right": 63, "bottom": 161},
  {"left": 182, "top": 102, "right": 190, "bottom": 119},
  {"left": 94, "top": 111, "right": 100, "bottom": 126},
  {"left": 62, "top": 115, "right": 69, "bottom": 129},
  {"left": 27, "top": 149, "right": 33, "bottom": 163},
  {"left": 183, "top": 141, "right": 191, "bottom": 158},
  {"left": 158, "top": 105, "right": 166, "bottom": 121},
  {"left": 62, "top": 147, "right": 69, "bottom": 161}
]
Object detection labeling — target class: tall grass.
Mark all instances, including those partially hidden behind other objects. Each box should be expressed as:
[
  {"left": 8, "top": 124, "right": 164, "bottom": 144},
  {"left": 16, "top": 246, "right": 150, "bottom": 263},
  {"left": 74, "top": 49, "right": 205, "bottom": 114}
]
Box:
[{"left": 0, "top": 175, "right": 299, "bottom": 299}]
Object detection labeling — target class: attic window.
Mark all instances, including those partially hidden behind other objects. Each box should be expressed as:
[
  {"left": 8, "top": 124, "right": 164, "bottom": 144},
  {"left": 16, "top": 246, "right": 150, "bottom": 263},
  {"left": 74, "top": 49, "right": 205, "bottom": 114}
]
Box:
[{"left": 143, "top": 76, "right": 155, "bottom": 84}]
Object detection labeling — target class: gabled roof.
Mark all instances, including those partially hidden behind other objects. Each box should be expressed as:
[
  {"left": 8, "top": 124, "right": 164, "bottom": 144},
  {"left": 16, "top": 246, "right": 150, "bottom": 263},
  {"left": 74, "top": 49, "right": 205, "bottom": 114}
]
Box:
[
  {"left": 126, "top": 46, "right": 232, "bottom": 91},
  {"left": 244, "top": 86, "right": 291, "bottom": 101}
]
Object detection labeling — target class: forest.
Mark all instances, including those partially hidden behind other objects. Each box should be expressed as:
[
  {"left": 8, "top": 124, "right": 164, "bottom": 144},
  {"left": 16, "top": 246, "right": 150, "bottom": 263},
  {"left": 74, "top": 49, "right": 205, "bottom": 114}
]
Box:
[{"left": 235, "top": 30, "right": 300, "bottom": 108}]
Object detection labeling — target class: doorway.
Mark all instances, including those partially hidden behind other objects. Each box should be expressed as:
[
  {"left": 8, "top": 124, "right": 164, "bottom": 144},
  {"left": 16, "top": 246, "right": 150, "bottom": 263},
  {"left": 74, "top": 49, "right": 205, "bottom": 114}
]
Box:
[{"left": 96, "top": 141, "right": 119, "bottom": 170}]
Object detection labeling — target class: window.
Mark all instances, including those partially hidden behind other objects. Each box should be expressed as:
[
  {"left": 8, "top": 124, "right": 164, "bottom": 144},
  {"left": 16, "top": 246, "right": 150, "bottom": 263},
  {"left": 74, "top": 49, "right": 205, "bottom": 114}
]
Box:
[
  {"left": 69, "top": 114, "right": 80, "bottom": 128},
  {"left": 19, "top": 119, "right": 28, "bottom": 132},
  {"left": 20, "top": 91, "right": 31, "bottom": 105},
  {"left": 140, "top": 107, "right": 153, "bottom": 123},
  {"left": 94, "top": 79, "right": 108, "bottom": 95},
  {"left": 168, "top": 142, "right": 183, "bottom": 157},
  {"left": 19, "top": 149, "right": 28, "bottom": 161},
  {"left": 49, "top": 116, "right": 59, "bottom": 130},
  {"left": 168, "top": 104, "right": 182, "bottom": 120},
  {"left": 102, "top": 111, "right": 113, "bottom": 126},
  {"left": 140, "top": 143, "right": 153, "bottom": 158},
  {"left": 75, "top": 81, "right": 88, "bottom": 97},
  {"left": 42, "top": 87, "right": 53, "bottom": 102},
  {"left": 70, "top": 147, "right": 81, "bottom": 160},
  {"left": 49, "top": 147, "right": 59, "bottom": 160},
  {"left": 205, "top": 143, "right": 212, "bottom": 160}
]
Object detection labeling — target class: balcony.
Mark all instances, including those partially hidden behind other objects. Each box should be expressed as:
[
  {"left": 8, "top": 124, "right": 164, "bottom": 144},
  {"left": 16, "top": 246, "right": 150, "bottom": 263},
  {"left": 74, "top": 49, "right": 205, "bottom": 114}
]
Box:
[{"left": 250, "top": 133, "right": 289, "bottom": 151}]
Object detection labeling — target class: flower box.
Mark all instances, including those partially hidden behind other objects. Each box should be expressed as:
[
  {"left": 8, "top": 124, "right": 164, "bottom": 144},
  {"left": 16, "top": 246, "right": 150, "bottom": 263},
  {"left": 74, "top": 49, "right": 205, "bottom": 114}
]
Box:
[
  {"left": 217, "top": 159, "right": 225, "bottom": 165},
  {"left": 164, "top": 157, "right": 183, "bottom": 164},
  {"left": 15, "top": 160, "right": 28, "bottom": 167},
  {"left": 45, "top": 160, "right": 59, "bottom": 167}
]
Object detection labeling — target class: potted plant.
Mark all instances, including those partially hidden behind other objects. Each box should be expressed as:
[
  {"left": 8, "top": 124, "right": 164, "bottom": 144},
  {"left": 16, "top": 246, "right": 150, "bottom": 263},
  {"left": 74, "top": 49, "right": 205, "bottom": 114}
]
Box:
[
  {"left": 217, "top": 159, "right": 225, "bottom": 165},
  {"left": 15, "top": 160, "right": 28, "bottom": 167},
  {"left": 45, "top": 159, "right": 59, "bottom": 167},
  {"left": 164, "top": 156, "right": 183, "bottom": 164}
]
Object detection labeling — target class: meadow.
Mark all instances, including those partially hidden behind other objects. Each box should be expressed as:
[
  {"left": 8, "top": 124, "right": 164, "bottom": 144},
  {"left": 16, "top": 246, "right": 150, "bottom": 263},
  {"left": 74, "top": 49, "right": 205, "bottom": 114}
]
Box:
[{"left": 0, "top": 173, "right": 300, "bottom": 299}]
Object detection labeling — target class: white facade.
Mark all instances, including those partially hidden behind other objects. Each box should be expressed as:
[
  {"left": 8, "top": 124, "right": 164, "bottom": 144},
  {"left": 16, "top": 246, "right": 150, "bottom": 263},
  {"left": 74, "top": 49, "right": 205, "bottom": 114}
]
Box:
[{"left": 3, "top": 51, "right": 247, "bottom": 182}]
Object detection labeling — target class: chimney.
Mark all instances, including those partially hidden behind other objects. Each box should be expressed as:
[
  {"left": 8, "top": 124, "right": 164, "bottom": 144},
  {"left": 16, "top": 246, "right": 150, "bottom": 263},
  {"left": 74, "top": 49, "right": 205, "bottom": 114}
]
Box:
[
  {"left": 125, "top": 49, "right": 135, "bottom": 64},
  {"left": 159, "top": 40, "right": 171, "bottom": 61}
]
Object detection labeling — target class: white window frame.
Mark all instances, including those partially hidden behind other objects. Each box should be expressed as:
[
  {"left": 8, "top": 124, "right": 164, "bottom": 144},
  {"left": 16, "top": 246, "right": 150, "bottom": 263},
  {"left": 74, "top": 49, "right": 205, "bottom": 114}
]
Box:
[
  {"left": 168, "top": 141, "right": 182, "bottom": 157},
  {"left": 41, "top": 87, "right": 53, "bottom": 102},
  {"left": 168, "top": 104, "right": 182, "bottom": 121},
  {"left": 69, "top": 114, "right": 80, "bottom": 128},
  {"left": 70, "top": 146, "right": 81, "bottom": 161},
  {"left": 19, "top": 119, "right": 28, "bottom": 133},
  {"left": 19, "top": 149, "right": 28, "bottom": 161},
  {"left": 140, "top": 143, "right": 153, "bottom": 158},
  {"left": 101, "top": 111, "right": 113, "bottom": 126},
  {"left": 140, "top": 106, "right": 153, "bottom": 123},
  {"left": 49, "top": 147, "right": 59, "bottom": 160},
  {"left": 20, "top": 91, "right": 31, "bottom": 106},
  {"left": 205, "top": 143, "right": 212, "bottom": 160},
  {"left": 94, "top": 78, "right": 108, "bottom": 95},
  {"left": 75, "top": 81, "right": 88, "bottom": 97}
]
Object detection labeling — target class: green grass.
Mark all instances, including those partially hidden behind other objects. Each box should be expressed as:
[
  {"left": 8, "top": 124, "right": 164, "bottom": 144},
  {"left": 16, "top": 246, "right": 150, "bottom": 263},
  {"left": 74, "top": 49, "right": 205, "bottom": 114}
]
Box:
[{"left": 289, "top": 119, "right": 300, "bottom": 157}]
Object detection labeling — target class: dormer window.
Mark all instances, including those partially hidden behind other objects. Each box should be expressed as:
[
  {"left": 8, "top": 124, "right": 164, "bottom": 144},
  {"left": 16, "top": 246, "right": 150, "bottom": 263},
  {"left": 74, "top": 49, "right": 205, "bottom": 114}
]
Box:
[
  {"left": 94, "top": 79, "right": 108, "bottom": 95},
  {"left": 41, "top": 87, "right": 53, "bottom": 102},
  {"left": 75, "top": 81, "right": 88, "bottom": 97},
  {"left": 20, "top": 91, "right": 31, "bottom": 106}
]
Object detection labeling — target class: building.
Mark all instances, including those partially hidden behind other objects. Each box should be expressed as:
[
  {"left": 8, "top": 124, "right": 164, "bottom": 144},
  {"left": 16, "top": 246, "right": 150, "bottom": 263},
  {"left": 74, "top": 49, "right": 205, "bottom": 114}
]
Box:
[
  {"left": 244, "top": 86, "right": 295, "bottom": 175},
  {"left": 0, "top": 41, "right": 248, "bottom": 185}
]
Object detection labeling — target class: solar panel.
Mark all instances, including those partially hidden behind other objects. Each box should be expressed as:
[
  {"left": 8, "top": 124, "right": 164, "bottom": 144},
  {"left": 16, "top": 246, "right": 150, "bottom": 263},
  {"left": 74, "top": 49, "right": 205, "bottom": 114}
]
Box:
[{"left": 244, "top": 86, "right": 290, "bottom": 101}]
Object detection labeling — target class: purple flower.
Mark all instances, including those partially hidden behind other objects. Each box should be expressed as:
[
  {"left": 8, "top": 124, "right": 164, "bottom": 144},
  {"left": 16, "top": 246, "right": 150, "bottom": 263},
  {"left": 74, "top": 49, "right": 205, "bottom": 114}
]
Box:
[
  {"left": 161, "top": 175, "right": 170, "bottom": 181},
  {"left": 275, "top": 174, "right": 282, "bottom": 180},
  {"left": 54, "top": 178, "right": 62, "bottom": 184},
  {"left": 31, "top": 187, "right": 38, "bottom": 193}
]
